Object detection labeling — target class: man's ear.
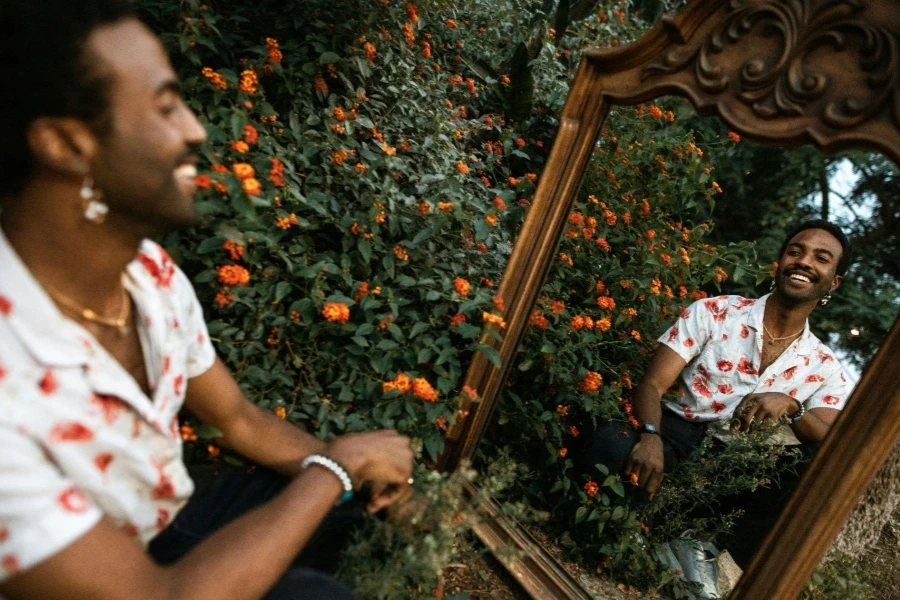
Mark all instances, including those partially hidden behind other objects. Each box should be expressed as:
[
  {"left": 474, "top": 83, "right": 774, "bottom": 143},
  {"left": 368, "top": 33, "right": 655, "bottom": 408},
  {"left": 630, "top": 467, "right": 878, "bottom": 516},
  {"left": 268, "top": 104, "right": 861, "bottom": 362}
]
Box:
[
  {"left": 830, "top": 274, "right": 843, "bottom": 293},
  {"left": 26, "top": 117, "right": 99, "bottom": 179}
]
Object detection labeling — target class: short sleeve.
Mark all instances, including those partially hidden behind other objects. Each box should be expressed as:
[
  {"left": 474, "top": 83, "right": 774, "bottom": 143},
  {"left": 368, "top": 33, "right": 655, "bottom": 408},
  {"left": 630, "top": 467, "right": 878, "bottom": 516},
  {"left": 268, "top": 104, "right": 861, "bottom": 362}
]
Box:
[
  {"left": 805, "top": 365, "right": 851, "bottom": 411},
  {"left": 657, "top": 300, "right": 713, "bottom": 364},
  {"left": 0, "top": 424, "right": 103, "bottom": 582},
  {"left": 173, "top": 267, "right": 216, "bottom": 379}
]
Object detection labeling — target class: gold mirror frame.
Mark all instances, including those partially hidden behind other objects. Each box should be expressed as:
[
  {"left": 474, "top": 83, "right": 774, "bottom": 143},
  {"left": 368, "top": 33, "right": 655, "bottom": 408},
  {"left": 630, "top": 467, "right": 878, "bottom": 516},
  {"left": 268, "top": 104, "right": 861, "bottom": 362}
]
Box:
[{"left": 435, "top": 1, "right": 900, "bottom": 598}]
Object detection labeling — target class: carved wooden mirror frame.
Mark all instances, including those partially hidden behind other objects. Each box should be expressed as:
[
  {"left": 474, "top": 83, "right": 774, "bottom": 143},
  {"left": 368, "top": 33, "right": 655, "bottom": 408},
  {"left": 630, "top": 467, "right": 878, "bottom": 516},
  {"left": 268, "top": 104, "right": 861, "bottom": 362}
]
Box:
[{"left": 434, "top": 1, "right": 900, "bottom": 598}]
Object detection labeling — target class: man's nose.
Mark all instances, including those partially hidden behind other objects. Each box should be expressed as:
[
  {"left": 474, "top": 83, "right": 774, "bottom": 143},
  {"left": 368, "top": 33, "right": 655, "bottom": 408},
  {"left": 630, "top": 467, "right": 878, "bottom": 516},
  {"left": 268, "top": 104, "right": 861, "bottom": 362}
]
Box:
[{"left": 183, "top": 107, "right": 207, "bottom": 147}]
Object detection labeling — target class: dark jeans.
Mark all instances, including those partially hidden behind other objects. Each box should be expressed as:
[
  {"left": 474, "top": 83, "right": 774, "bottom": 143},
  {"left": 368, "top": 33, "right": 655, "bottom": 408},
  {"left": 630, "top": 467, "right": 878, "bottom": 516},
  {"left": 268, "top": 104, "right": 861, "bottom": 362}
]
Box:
[
  {"left": 581, "top": 409, "right": 817, "bottom": 569},
  {"left": 148, "top": 464, "right": 364, "bottom": 600}
]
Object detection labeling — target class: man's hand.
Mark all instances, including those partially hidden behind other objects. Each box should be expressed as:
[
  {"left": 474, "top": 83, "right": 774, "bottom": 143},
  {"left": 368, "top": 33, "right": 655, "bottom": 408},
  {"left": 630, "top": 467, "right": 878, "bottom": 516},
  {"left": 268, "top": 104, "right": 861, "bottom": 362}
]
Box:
[
  {"left": 327, "top": 430, "right": 414, "bottom": 492},
  {"left": 733, "top": 392, "right": 799, "bottom": 432},
  {"left": 625, "top": 434, "right": 665, "bottom": 500}
]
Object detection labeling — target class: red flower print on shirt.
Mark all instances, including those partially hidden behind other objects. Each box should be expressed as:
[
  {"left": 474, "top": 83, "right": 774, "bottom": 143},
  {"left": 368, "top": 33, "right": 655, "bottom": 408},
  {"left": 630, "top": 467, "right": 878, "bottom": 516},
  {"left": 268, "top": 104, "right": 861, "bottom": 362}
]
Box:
[
  {"left": 733, "top": 298, "right": 756, "bottom": 309},
  {"left": 717, "top": 384, "right": 734, "bottom": 395},
  {"left": 49, "top": 422, "right": 94, "bottom": 443},
  {"left": 782, "top": 366, "right": 798, "bottom": 380},
  {"left": 667, "top": 326, "right": 679, "bottom": 343},
  {"left": 704, "top": 299, "right": 728, "bottom": 322},
  {"left": 0, "top": 361, "right": 6, "bottom": 382},
  {"left": 39, "top": 370, "right": 58, "bottom": 394},
  {"left": 803, "top": 356, "right": 811, "bottom": 367},
  {"left": 1, "top": 554, "right": 20, "bottom": 576},
  {"left": 94, "top": 453, "right": 114, "bottom": 474},
  {"left": 173, "top": 374, "right": 184, "bottom": 396},
  {"left": 681, "top": 308, "right": 690, "bottom": 320},
  {"left": 711, "top": 400, "right": 727, "bottom": 414},
  {"left": 684, "top": 338, "right": 695, "bottom": 347},
  {"left": 197, "top": 332, "right": 206, "bottom": 344},
  {"left": 697, "top": 364, "right": 711, "bottom": 381},
  {"left": 817, "top": 349, "right": 835, "bottom": 363},
  {"left": 823, "top": 395, "right": 840, "bottom": 405},
  {"left": 722, "top": 334, "right": 729, "bottom": 341},
  {"left": 172, "top": 318, "right": 180, "bottom": 330},
  {"left": 152, "top": 465, "right": 176, "bottom": 500},
  {"left": 679, "top": 403, "right": 695, "bottom": 419},
  {"left": 717, "top": 360, "right": 734, "bottom": 372},
  {"left": 58, "top": 486, "right": 90, "bottom": 513},
  {"left": 692, "top": 376, "right": 712, "bottom": 399},
  {"left": 740, "top": 324, "right": 750, "bottom": 339},
  {"left": 163, "top": 356, "right": 171, "bottom": 374},
  {"left": 806, "top": 374, "right": 825, "bottom": 384},
  {"left": 788, "top": 389, "right": 798, "bottom": 398},
  {"left": 137, "top": 252, "right": 175, "bottom": 289},
  {"left": 157, "top": 508, "right": 171, "bottom": 531},
  {"left": 91, "top": 394, "right": 125, "bottom": 425},
  {"left": 738, "top": 357, "right": 758, "bottom": 375},
  {"left": 0, "top": 295, "right": 12, "bottom": 316},
  {"left": 0, "top": 527, "right": 8, "bottom": 542}
]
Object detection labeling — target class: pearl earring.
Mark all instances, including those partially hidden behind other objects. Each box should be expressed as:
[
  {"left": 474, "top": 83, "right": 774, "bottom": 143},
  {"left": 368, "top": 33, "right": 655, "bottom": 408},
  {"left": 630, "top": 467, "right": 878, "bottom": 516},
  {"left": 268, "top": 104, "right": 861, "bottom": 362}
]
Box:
[
  {"left": 80, "top": 177, "right": 109, "bottom": 224},
  {"left": 820, "top": 293, "right": 832, "bottom": 307}
]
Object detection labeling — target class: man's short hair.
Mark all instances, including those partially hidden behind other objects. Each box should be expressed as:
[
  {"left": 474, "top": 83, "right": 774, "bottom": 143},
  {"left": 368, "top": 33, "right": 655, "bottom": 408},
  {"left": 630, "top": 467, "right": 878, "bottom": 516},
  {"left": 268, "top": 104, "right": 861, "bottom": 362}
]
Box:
[
  {"left": 0, "top": 0, "right": 135, "bottom": 196},
  {"left": 778, "top": 219, "right": 852, "bottom": 277}
]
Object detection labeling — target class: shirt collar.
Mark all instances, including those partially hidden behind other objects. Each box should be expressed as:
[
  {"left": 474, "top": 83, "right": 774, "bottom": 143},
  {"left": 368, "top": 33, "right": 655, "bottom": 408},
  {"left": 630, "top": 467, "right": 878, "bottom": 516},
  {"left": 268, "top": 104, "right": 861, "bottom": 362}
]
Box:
[
  {"left": 747, "top": 293, "right": 814, "bottom": 356},
  {"left": 0, "top": 226, "right": 93, "bottom": 367}
]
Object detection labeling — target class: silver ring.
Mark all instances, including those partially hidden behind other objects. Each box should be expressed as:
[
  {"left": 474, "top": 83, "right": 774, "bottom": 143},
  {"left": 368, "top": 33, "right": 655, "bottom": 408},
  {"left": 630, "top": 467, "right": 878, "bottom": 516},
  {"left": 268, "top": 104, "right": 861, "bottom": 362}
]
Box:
[{"left": 407, "top": 477, "right": 414, "bottom": 485}]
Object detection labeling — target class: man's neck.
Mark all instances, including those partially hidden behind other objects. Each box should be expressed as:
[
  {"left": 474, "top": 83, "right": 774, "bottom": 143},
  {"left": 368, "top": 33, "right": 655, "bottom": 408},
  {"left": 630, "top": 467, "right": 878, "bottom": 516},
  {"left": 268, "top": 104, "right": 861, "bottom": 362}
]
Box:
[
  {"left": 764, "top": 291, "right": 816, "bottom": 337},
  {"left": 1, "top": 180, "right": 149, "bottom": 312}
]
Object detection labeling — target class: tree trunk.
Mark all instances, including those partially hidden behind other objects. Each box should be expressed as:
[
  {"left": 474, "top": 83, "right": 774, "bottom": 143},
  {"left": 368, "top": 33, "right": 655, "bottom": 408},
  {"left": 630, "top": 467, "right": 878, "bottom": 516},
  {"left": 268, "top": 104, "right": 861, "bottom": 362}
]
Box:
[{"left": 827, "top": 441, "right": 900, "bottom": 559}]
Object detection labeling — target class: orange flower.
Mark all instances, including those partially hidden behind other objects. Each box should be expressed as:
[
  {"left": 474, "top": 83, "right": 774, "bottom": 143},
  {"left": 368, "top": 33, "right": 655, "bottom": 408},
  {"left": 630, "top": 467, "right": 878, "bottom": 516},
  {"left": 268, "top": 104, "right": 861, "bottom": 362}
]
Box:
[
  {"left": 412, "top": 377, "right": 438, "bottom": 402},
  {"left": 201, "top": 67, "right": 227, "bottom": 90},
  {"left": 314, "top": 77, "right": 328, "bottom": 92},
  {"left": 550, "top": 300, "right": 565, "bottom": 315},
  {"left": 354, "top": 163, "right": 367, "bottom": 174},
  {"left": 214, "top": 289, "right": 234, "bottom": 307},
  {"left": 456, "top": 160, "right": 469, "bottom": 175},
  {"left": 630, "top": 330, "right": 642, "bottom": 341},
  {"left": 231, "top": 140, "right": 249, "bottom": 153},
  {"left": 482, "top": 312, "right": 506, "bottom": 328},
  {"left": 728, "top": 131, "right": 741, "bottom": 143},
  {"left": 529, "top": 309, "right": 548, "bottom": 329},
  {"left": 557, "top": 447, "right": 568, "bottom": 458},
  {"left": 571, "top": 315, "right": 585, "bottom": 331},
  {"left": 584, "top": 480, "right": 599, "bottom": 497},
  {"left": 622, "top": 308, "right": 638, "bottom": 319},
  {"left": 453, "top": 277, "right": 471, "bottom": 297},
  {"left": 569, "top": 425, "right": 580, "bottom": 437},
  {"left": 596, "top": 238, "right": 611, "bottom": 252},
  {"left": 242, "top": 125, "right": 259, "bottom": 145},
  {"left": 445, "top": 18, "right": 458, "bottom": 28},
  {"left": 268, "top": 47, "right": 283, "bottom": 64},
  {"left": 267, "top": 327, "right": 280, "bottom": 346},
  {"left": 450, "top": 313, "right": 466, "bottom": 327},
  {"left": 556, "top": 404, "right": 569, "bottom": 417},
  {"left": 492, "top": 295, "right": 505, "bottom": 312},
  {"left": 381, "top": 144, "right": 396, "bottom": 156},
  {"left": 580, "top": 371, "right": 603, "bottom": 393},
  {"left": 485, "top": 214, "right": 499, "bottom": 226},
  {"left": 364, "top": 42, "right": 377, "bottom": 62},
  {"left": 422, "top": 40, "right": 432, "bottom": 59},
  {"left": 508, "top": 176, "right": 519, "bottom": 187},
  {"left": 399, "top": 140, "right": 411, "bottom": 152},
  {"left": 269, "top": 158, "right": 285, "bottom": 187},
  {"left": 274, "top": 406, "right": 287, "bottom": 419},
  {"left": 393, "top": 245, "right": 408, "bottom": 261},
  {"left": 217, "top": 265, "right": 250, "bottom": 286},
  {"left": 712, "top": 181, "right": 723, "bottom": 193},
  {"left": 515, "top": 137, "right": 526, "bottom": 147},
  {"left": 715, "top": 266, "right": 728, "bottom": 283},
  {"left": 462, "top": 385, "right": 478, "bottom": 400},
  {"left": 180, "top": 423, "right": 197, "bottom": 442},
  {"left": 597, "top": 296, "right": 616, "bottom": 310},
  {"left": 648, "top": 105, "right": 663, "bottom": 119},
  {"left": 500, "top": 74, "right": 510, "bottom": 85},
  {"left": 402, "top": 21, "right": 415, "bottom": 47},
  {"left": 232, "top": 163, "right": 255, "bottom": 180},
  {"left": 438, "top": 201, "right": 455, "bottom": 212},
  {"left": 322, "top": 302, "right": 350, "bottom": 323},
  {"left": 417, "top": 202, "right": 430, "bottom": 214},
  {"left": 393, "top": 373, "right": 412, "bottom": 394},
  {"left": 603, "top": 209, "right": 617, "bottom": 226},
  {"left": 331, "top": 148, "right": 349, "bottom": 166},
  {"left": 595, "top": 317, "right": 611, "bottom": 332},
  {"left": 240, "top": 69, "right": 258, "bottom": 94},
  {"left": 242, "top": 177, "right": 262, "bottom": 196},
  {"left": 207, "top": 444, "right": 220, "bottom": 457},
  {"left": 276, "top": 213, "right": 298, "bottom": 230},
  {"left": 525, "top": 173, "right": 537, "bottom": 183},
  {"left": 223, "top": 240, "right": 244, "bottom": 260},
  {"left": 195, "top": 174, "right": 212, "bottom": 190}
]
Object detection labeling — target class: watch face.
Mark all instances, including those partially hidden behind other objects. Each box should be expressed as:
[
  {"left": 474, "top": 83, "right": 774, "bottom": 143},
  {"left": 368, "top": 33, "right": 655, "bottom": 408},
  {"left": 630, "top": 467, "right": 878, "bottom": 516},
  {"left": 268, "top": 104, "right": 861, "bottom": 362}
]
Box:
[{"left": 643, "top": 424, "right": 658, "bottom": 434}]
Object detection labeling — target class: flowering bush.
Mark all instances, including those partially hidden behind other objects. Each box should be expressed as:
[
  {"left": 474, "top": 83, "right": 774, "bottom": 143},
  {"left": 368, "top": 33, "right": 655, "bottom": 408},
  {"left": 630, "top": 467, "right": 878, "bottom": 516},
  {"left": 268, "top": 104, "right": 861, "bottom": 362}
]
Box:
[{"left": 139, "top": 0, "right": 781, "bottom": 594}]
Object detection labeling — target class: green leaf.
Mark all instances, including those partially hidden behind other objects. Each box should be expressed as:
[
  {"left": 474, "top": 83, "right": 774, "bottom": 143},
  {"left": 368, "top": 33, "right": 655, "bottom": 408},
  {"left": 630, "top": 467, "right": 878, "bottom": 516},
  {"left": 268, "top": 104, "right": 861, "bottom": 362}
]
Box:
[
  {"left": 319, "top": 51, "right": 342, "bottom": 65},
  {"left": 274, "top": 281, "right": 292, "bottom": 302},
  {"left": 409, "top": 322, "right": 430, "bottom": 339},
  {"left": 477, "top": 345, "right": 502, "bottom": 368}
]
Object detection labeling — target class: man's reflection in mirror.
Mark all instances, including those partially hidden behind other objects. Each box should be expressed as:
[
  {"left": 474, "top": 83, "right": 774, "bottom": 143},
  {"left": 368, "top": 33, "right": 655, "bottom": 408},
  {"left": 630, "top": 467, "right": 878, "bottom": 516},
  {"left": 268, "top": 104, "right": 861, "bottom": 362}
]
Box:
[{"left": 580, "top": 220, "right": 852, "bottom": 594}]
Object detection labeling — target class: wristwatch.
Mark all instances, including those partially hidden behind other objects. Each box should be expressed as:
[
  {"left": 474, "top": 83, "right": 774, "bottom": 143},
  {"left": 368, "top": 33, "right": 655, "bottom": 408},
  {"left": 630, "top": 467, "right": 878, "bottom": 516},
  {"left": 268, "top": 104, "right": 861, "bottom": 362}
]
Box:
[{"left": 638, "top": 423, "right": 660, "bottom": 436}]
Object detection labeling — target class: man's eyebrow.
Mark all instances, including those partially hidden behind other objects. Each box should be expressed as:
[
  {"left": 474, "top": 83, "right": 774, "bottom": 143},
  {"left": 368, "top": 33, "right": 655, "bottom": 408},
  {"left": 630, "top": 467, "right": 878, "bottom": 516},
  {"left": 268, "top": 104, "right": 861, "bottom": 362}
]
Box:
[
  {"left": 788, "top": 241, "right": 836, "bottom": 257},
  {"left": 155, "top": 79, "right": 182, "bottom": 96}
]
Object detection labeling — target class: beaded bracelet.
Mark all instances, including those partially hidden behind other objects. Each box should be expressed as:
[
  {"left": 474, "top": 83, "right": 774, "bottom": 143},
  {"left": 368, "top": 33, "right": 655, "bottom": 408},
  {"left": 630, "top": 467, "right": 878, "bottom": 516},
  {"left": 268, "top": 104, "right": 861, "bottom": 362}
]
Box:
[
  {"left": 301, "top": 454, "right": 354, "bottom": 505},
  {"left": 791, "top": 399, "right": 806, "bottom": 423}
]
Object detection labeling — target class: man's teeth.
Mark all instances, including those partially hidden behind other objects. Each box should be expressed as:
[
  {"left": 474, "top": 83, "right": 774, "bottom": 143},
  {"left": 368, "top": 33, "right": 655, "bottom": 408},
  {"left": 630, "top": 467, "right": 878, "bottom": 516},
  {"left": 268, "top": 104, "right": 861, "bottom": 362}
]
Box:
[
  {"left": 175, "top": 164, "right": 197, "bottom": 178},
  {"left": 789, "top": 273, "right": 812, "bottom": 283}
]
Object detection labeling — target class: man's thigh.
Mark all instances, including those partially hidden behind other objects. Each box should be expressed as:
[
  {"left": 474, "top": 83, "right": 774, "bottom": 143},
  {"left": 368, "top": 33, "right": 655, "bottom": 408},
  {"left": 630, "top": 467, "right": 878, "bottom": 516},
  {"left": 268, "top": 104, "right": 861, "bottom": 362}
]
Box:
[{"left": 263, "top": 567, "right": 357, "bottom": 600}]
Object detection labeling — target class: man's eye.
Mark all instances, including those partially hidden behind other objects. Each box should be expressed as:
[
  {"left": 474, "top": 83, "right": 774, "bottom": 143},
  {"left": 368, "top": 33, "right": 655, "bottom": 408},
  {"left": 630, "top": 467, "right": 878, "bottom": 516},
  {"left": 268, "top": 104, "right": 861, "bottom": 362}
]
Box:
[{"left": 160, "top": 104, "right": 177, "bottom": 116}]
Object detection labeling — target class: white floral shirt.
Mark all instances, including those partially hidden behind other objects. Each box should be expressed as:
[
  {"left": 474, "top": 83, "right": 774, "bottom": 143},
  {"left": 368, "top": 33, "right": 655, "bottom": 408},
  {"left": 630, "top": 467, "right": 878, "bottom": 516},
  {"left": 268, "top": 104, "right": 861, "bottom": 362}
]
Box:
[
  {"left": 658, "top": 294, "right": 850, "bottom": 423},
  {"left": 0, "top": 228, "right": 216, "bottom": 583}
]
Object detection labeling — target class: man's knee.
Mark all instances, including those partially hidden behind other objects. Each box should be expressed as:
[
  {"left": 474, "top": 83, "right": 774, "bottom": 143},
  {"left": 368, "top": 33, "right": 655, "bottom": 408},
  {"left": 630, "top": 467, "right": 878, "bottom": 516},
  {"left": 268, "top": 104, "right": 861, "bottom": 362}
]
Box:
[
  {"left": 264, "top": 568, "right": 357, "bottom": 600},
  {"left": 579, "top": 420, "right": 638, "bottom": 476}
]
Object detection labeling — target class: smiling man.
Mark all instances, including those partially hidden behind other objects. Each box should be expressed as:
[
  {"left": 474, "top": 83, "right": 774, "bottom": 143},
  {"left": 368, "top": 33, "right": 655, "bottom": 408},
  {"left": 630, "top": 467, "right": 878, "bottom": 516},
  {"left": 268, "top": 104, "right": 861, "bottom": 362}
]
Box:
[
  {"left": 0, "top": 2, "right": 414, "bottom": 600},
  {"left": 582, "top": 219, "right": 853, "bottom": 575}
]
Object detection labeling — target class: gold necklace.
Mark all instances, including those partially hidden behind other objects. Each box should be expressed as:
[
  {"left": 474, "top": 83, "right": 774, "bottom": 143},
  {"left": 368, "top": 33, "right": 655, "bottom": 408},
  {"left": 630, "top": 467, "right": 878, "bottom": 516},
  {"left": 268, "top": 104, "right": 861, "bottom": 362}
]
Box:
[
  {"left": 47, "top": 284, "right": 132, "bottom": 336},
  {"left": 763, "top": 323, "right": 804, "bottom": 346}
]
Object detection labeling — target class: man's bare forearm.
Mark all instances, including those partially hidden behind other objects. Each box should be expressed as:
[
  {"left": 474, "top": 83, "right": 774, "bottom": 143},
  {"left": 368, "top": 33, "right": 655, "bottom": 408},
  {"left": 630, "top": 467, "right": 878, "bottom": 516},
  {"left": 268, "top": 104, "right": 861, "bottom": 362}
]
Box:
[
  {"left": 791, "top": 411, "right": 831, "bottom": 443},
  {"left": 632, "top": 382, "right": 664, "bottom": 430},
  {"left": 163, "top": 467, "right": 341, "bottom": 600}
]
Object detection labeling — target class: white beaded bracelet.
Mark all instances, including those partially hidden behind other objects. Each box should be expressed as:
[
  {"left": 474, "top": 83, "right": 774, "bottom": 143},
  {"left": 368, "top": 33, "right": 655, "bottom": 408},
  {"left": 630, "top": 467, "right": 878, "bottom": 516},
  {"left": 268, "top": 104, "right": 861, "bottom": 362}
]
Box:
[{"left": 301, "top": 454, "right": 354, "bottom": 504}]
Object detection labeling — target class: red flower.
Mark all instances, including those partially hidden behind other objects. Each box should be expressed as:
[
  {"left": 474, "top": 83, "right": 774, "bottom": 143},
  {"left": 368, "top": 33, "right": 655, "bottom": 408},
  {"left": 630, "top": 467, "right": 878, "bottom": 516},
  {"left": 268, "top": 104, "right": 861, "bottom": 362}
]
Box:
[
  {"left": 583, "top": 480, "right": 599, "bottom": 497},
  {"left": 697, "top": 363, "right": 711, "bottom": 381},
  {"left": 157, "top": 508, "right": 171, "bottom": 531},
  {"left": 0, "top": 295, "right": 12, "bottom": 315},
  {"left": 740, "top": 324, "right": 750, "bottom": 339},
  {"left": 806, "top": 374, "right": 825, "bottom": 383},
  {"left": 50, "top": 422, "right": 94, "bottom": 443},
  {"left": 679, "top": 403, "right": 695, "bottom": 419},
  {"left": 58, "top": 486, "right": 90, "bottom": 513},
  {"left": 94, "top": 453, "right": 114, "bottom": 473},
  {"left": 173, "top": 374, "right": 184, "bottom": 396},
  {"left": 667, "top": 326, "right": 679, "bottom": 343},
  {"left": 738, "top": 357, "right": 758, "bottom": 375},
  {"left": 823, "top": 395, "right": 840, "bottom": 405},
  {"left": 717, "top": 360, "right": 734, "bottom": 372},
  {"left": 704, "top": 299, "right": 728, "bottom": 322},
  {"left": 1, "top": 554, "right": 20, "bottom": 575},
  {"left": 692, "top": 376, "right": 712, "bottom": 398},
  {"left": 152, "top": 469, "right": 176, "bottom": 500},
  {"left": 137, "top": 252, "right": 175, "bottom": 289},
  {"left": 782, "top": 366, "right": 798, "bottom": 380},
  {"left": 717, "top": 385, "right": 733, "bottom": 395},
  {"left": 818, "top": 350, "right": 835, "bottom": 363},
  {"left": 683, "top": 338, "right": 695, "bottom": 347},
  {"left": 91, "top": 394, "right": 125, "bottom": 424},
  {"left": 39, "top": 370, "right": 58, "bottom": 395},
  {"left": 712, "top": 400, "right": 727, "bottom": 413}
]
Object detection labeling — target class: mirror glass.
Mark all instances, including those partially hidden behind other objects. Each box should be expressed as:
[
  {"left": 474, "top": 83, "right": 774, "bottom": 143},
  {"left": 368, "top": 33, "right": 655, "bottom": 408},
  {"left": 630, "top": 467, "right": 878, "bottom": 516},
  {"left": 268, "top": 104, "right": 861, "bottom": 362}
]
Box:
[{"left": 476, "top": 101, "right": 900, "bottom": 597}]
